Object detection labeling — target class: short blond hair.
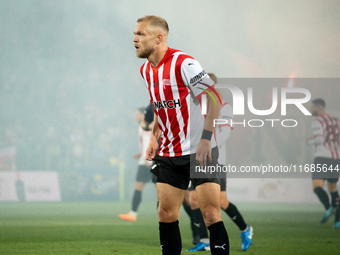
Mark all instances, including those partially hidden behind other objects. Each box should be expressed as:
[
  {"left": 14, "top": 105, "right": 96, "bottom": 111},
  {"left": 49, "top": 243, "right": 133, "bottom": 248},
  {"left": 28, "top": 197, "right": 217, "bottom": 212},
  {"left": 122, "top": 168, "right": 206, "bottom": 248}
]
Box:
[{"left": 137, "top": 15, "right": 169, "bottom": 34}]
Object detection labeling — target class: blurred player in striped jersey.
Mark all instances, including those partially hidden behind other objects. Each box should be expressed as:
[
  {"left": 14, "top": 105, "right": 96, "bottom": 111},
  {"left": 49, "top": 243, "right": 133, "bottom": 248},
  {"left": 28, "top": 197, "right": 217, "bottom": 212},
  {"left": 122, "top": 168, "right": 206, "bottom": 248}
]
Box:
[
  {"left": 307, "top": 98, "right": 340, "bottom": 228},
  {"left": 119, "top": 107, "right": 153, "bottom": 222},
  {"left": 187, "top": 74, "right": 253, "bottom": 252}
]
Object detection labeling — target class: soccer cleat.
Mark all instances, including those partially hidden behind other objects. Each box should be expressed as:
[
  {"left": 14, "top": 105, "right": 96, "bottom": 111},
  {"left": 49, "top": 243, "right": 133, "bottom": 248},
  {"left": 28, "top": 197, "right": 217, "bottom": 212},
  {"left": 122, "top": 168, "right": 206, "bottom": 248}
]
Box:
[
  {"left": 187, "top": 242, "right": 210, "bottom": 251},
  {"left": 118, "top": 212, "right": 137, "bottom": 222},
  {"left": 241, "top": 225, "right": 253, "bottom": 251},
  {"left": 320, "top": 206, "right": 336, "bottom": 224},
  {"left": 333, "top": 221, "right": 340, "bottom": 229}
]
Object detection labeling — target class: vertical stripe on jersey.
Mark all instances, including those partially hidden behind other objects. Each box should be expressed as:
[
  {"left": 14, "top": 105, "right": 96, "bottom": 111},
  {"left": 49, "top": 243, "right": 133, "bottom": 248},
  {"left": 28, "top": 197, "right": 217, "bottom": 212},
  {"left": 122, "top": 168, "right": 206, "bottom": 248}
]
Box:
[
  {"left": 142, "top": 62, "right": 168, "bottom": 156},
  {"left": 151, "top": 65, "right": 169, "bottom": 157},
  {"left": 319, "top": 114, "right": 340, "bottom": 159},
  {"left": 140, "top": 48, "right": 199, "bottom": 157},
  {"left": 320, "top": 114, "right": 334, "bottom": 158},
  {"left": 335, "top": 118, "right": 340, "bottom": 159},
  {"left": 157, "top": 65, "right": 173, "bottom": 156},
  {"left": 173, "top": 52, "right": 192, "bottom": 152},
  {"left": 326, "top": 114, "right": 337, "bottom": 158},
  {"left": 142, "top": 63, "right": 149, "bottom": 91},
  {"left": 167, "top": 53, "right": 186, "bottom": 156},
  {"left": 325, "top": 114, "right": 337, "bottom": 158}
]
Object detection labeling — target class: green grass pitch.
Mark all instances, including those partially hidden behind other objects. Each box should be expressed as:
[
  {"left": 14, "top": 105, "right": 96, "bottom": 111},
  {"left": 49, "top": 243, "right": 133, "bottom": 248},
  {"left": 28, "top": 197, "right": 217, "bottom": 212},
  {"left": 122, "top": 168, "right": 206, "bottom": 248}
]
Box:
[{"left": 0, "top": 201, "right": 339, "bottom": 254}]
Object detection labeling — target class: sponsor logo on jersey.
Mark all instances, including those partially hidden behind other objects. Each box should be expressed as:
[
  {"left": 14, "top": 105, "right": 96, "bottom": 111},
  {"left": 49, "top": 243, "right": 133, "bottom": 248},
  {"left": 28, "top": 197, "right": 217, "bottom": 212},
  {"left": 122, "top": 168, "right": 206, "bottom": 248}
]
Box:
[
  {"left": 190, "top": 70, "right": 207, "bottom": 85},
  {"left": 149, "top": 80, "right": 171, "bottom": 87},
  {"left": 162, "top": 79, "right": 171, "bottom": 86},
  {"left": 152, "top": 99, "right": 181, "bottom": 110}
]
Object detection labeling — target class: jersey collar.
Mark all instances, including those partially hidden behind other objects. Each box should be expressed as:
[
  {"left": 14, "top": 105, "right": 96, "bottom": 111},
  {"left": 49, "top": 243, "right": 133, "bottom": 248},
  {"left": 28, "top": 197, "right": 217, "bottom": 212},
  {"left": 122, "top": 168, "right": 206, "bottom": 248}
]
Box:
[{"left": 151, "top": 47, "right": 172, "bottom": 70}]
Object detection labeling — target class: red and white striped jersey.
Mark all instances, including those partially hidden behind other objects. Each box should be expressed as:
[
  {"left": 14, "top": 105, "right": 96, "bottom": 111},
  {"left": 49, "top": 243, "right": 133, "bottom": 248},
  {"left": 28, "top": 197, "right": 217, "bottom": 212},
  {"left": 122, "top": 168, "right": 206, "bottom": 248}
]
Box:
[
  {"left": 140, "top": 48, "right": 217, "bottom": 157},
  {"left": 309, "top": 113, "right": 340, "bottom": 159},
  {"left": 215, "top": 101, "right": 233, "bottom": 165}
]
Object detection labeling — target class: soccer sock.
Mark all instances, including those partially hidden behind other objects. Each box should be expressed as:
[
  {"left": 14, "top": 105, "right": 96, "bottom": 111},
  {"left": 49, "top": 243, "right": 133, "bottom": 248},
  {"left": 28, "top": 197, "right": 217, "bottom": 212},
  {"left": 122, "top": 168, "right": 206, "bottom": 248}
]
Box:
[
  {"left": 314, "top": 187, "right": 330, "bottom": 210},
  {"left": 182, "top": 203, "right": 199, "bottom": 239},
  {"left": 192, "top": 208, "right": 209, "bottom": 242},
  {"left": 224, "top": 202, "right": 247, "bottom": 231},
  {"left": 330, "top": 191, "right": 340, "bottom": 222},
  {"left": 131, "top": 190, "right": 142, "bottom": 213},
  {"left": 208, "top": 221, "right": 229, "bottom": 255},
  {"left": 159, "top": 220, "right": 182, "bottom": 255}
]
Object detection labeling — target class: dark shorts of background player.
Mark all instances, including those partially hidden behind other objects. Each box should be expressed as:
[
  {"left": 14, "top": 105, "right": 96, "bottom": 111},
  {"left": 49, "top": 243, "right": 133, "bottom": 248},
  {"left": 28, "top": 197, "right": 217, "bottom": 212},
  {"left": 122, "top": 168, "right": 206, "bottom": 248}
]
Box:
[
  {"left": 136, "top": 165, "right": 155, "bottom": 183},
  {"left": 220, "top": 176, "right": 226, "bottom": 192},
  {"left": 312, "top": 157, "right": 340, "bottom": 182},
  {"left": 187, "top": 170, "right": 226, "bottom": 191},
  {"left": 151, "top": 146, "right": 221, "bottom": 190}
]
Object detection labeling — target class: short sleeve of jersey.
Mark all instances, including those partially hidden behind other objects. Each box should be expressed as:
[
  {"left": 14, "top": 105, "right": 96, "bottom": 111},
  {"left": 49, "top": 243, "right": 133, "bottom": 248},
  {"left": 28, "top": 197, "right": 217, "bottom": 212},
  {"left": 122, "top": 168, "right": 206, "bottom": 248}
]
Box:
[
  {"left": 138, "top": 125, "right": 143, "bottom": 137},
  {"left": 140, "top": 63, "right": 150, "bottom": 93},
  {"left": 311, "top": 119, "right": 323, "bottom": 138},
  {"left": 219, "top": 103, "right": 233, "bottom": 124},
  {"left": 180, "top": 58, "right": 214, "bottom": 99}
]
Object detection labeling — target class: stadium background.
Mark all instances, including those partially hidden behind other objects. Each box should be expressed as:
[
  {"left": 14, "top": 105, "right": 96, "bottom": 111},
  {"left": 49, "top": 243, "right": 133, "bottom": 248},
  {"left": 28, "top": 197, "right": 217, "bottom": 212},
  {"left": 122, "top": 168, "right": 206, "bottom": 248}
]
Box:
[{"left": 1, "top": 0, "right": 340, "bottom": 203}]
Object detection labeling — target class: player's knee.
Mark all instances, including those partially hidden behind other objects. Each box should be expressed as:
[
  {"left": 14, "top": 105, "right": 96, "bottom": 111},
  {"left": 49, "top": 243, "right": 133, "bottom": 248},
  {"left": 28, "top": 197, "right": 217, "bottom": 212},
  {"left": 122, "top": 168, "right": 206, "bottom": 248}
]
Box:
[
  {"left": 190, "top": 199, "right": 199, "bottom": 210},
  {"left": 135, "top": 182, "right": 144, "bottom": 191},
  {"left": 201, "top": 205, "right": 221, "bottom": 226},
  {"left": 313, "top": 186, "right": 322, "bottom": 192},
  {"left": 327, "top": 182, "right": 338, "bottom": 193},
  {"left": 158, "top": 206, "right": 178, "bottom": 222},
  {"left": 220, "top": 199, "right": 229, "bottom": 211}
]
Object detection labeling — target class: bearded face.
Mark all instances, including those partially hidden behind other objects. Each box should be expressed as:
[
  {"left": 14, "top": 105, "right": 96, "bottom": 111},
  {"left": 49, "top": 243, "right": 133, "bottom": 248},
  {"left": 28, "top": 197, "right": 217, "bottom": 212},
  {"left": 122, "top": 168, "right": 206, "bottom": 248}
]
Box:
[
  {"left": 135, "top": 43, "right": 155, "bottom": 59},
  {"left": 133, "top": 22, "right": 157, "bottom": 59}
]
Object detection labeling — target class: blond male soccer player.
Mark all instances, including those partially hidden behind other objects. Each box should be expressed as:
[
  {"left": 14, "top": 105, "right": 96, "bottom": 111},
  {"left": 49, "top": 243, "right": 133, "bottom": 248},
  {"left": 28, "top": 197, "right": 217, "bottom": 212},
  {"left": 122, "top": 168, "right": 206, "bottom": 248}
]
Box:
[{"left": 133, "top": 16, "right": 230, "bottom": 254}]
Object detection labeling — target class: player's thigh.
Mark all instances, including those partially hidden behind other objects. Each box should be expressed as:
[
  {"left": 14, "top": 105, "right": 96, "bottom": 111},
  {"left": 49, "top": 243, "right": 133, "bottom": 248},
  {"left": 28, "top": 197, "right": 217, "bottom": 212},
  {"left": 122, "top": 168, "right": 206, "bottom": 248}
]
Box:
[
  {"left": 189, "top": 190, "right": 199, "bottom": 209},
  {"left": 156, "top": 182, "right": 186, "bottom": 220},
  {"left": 195, "top": 182, "right": 222, "bottom": 225}
]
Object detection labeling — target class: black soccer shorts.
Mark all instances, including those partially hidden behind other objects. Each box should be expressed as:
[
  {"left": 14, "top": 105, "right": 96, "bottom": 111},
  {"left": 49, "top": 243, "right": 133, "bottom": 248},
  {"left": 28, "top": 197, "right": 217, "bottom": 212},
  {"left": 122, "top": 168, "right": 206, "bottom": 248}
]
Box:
[
  {"left": 312, "top": 157, "right": 340, "bottom": 182},
  {"left": 136, "top": 165, "right": 154, "bottom": 183},
  {"left": 151, "top": 146, "right": 221, "bottom": 190}
]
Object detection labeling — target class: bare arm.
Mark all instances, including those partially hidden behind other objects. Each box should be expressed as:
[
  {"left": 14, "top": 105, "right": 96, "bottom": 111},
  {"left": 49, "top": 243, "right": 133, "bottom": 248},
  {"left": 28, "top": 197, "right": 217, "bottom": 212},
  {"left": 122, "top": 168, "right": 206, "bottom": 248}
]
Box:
[
  {"left": 196, "top": 89, "right": 222, "bottom": 166},
  {"left": 306, "top": 120, "right": 324, "bottom": 145},
  {"left": 204, "top": 89, "right": 222, "bottom": 132},
  {"left": 146, "top": 113, "right": 161, "bottom": 160}
]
